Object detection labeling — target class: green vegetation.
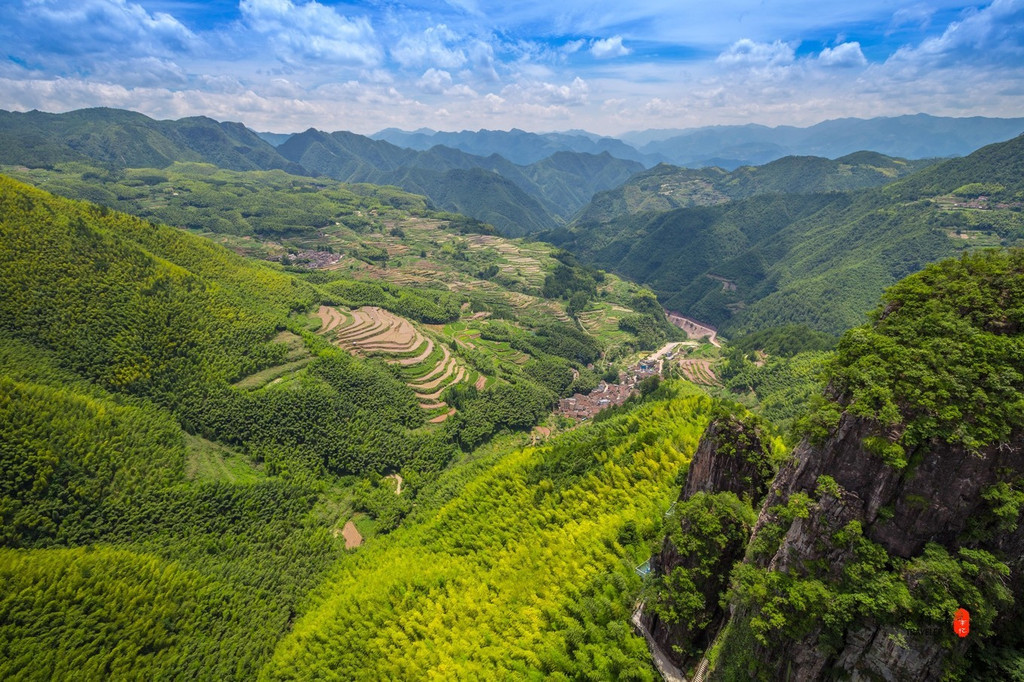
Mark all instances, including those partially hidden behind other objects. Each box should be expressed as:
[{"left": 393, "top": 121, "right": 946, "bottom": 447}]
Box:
[
  {"left": 3, "top": 162, "right": 430, "bottom": 238},
  {"left": 558, "top": 134, "right": 1024, "bottom": 336},
  {"left": 805, "top": 248, "right": 1024, "bottom": 460},
  {"left": 264, "top": 384, "right": 713, "bottom": 680},
  {"left": 700, "top": 248, "right": 1024, "bottom": 680},
  {"left": 574, "top": 151, "right": 934, "bottom": 225}
]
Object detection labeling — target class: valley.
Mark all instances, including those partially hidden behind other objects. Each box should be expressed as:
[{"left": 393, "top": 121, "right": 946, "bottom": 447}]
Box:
[{"left": 1, "top": 105, "right": 1023, "bottom": 682}]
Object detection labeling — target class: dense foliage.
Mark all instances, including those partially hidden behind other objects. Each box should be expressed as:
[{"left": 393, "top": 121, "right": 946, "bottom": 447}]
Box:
[
  {"left": 0, "top": 175, "right": 452, "bottom": 476},
  {"left": 575, "top": 151, "right": 932, "bottom": 225},
  {"left": 558, "top": 134, "right": 1024, "bottom": 335},
  {"left": 815, "top": 248, "right": 1024, "bottom": 460},
  {"left": 264, "top": 384, "right": 713, "bottom": 680}
]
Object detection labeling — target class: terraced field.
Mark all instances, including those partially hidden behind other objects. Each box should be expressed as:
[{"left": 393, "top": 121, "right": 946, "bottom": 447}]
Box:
[
  {"left": 445, "top": 320, "right": 530, "bottom": 372},
  {"left": 677, "top": 358, "right": 719, "bottom": 386},
  {"left": 577, "top": 302, "right": 636, "bottom": 346},
  {"left": 316, "top": 305, "right": 473, "bottom": 422},
  {"left": 464, "top": 235, "right": 546, "bottom": 287}
]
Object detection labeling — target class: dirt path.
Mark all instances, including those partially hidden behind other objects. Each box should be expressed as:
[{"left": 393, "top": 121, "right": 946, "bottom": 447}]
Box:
[
  {"left": 429, "top": 407, "right": 456, "bottom": 423},
  {"left": 665, "top": 311, "right": 720, "bottom": 347},
  {"left": 631, "top": 604, "right": 687, "bottom": 682},
  {"left": 384, "top": 473, "right": 404, "bottom": 495}
]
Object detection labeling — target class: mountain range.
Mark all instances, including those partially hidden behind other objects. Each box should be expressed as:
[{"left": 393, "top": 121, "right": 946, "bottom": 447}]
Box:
[
  {"left": 553, "top": 133, "right": 1024, "bottom": 336},
  {"left": 371, "top": 114, "right": 1024, "bottom": 170},
  {"left": 6, "top": 108, "right": 1023, "bottom": 238},
  {"left": 0, "top": 108, "right": 640, "bottom": 236},
  {"left": 619, "top": 114, "right": 1024, "bottom": 168}
]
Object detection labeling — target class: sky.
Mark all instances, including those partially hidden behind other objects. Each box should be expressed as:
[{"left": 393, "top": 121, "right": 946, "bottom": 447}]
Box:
[{"left": 1, "top": 0, "right": 1023, "bottom": 135}]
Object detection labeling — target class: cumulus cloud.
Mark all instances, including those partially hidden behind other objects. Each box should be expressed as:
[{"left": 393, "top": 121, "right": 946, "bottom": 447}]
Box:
[
  {"left": 716, "top": 39, "right": 795, "bottom": 66},
  {"left": 240, "top": 0, "right": 381, "bottom": 66},
  {"left": 417, "top": 67, "right": 453, "bottom": 93},
  {"left": 392, "top": 24, "right": 467, "bottom": 69},
  {"left": 500, "top": 77, "right": 588, "bottom": 108},
  {"left": 1, "top": 0, "right": 197, "bottom": 68},
  {"left": 818, "top": 42, "right": 867, "bottom": 67},
  {"left": 591, "top": 36, "right": 630, "bottom": 58}
]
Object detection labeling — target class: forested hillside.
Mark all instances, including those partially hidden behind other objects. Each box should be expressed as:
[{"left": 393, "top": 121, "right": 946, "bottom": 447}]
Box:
[
  {"left": 556, "top": 134, "right": 1024, "bottom": 335},
  {"left": 574, "top": 152, "right": 934, "bottom": 224},
  {"left": 265, "top": 383, "right": 719, "bottom": 680},
  {"left": 0, "top": 107, "right": 643, "bottom": 238},
  {"left": 0, "top": 168, "right": 699, "bottom": 679},
  {"left": 0, "top": 107, "right": 305, "bottom": 174}
]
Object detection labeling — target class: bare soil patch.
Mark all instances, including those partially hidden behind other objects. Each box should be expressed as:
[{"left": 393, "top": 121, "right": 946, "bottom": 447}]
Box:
[{"left": 339, "top": 521, "right": 363, "bottom": 549}]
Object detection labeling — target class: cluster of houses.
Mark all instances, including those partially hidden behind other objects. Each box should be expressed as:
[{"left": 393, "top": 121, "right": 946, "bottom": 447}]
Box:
[
  {"left": 275, "top": 249, "right": 342, "bottom": 268},
  {"left": 557, "top": 356, "right": 665, "bottom": 421}
]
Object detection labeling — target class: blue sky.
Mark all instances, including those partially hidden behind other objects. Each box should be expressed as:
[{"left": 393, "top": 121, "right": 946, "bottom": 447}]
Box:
[{"left": 1, "top": 0, "right": 1022, "bottom": 134}]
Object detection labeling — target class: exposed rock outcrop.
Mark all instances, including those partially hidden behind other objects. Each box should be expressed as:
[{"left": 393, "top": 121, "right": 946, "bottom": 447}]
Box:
[
  {"left": 641, "top": 412, "right": 777, "bottom": 668},
  {"left": 647, "top": 250, "right": 1024, "bottom": 681}
]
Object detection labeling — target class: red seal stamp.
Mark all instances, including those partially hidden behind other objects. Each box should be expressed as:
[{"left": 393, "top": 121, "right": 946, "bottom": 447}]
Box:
[{"left": 953, "top": 608, "right": 970, "bottom": 638}]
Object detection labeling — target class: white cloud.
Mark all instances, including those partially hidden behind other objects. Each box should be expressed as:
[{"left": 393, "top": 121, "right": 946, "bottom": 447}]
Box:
[
  {"left": 818, "top": 42, "right": 867, "bottom": 67},
  {"left": 417, "top": 68, "right": 453, "bottom": 93},
  {"left": 464, "top": 40, "right": 499, "bottom": 82},
  {"left": 240, "top": 0, "right": 381, "bottom": 66},
  {"left": 888, "top": 4, "right": 935, "bottom": 33},
  {"left": 501, "top": 76, "right": 589, "bottom": 106},
  {"left": 888, "top": 0, "right": 1024, "bottom": 70},
  {"left": 591, "top": 36, "right": 630, "bottom": 59},
  {"left": 717, "top": 39, "right": 795, "bottom": 66},
  {"left": 1, "top": 0, "right": 198, "bottom": 68},
  {"left": 392, "top": 24, "right": 467, "bottom": 69},
  {"left": 561, "top": 39, "right": 586, "bottom": 55}
]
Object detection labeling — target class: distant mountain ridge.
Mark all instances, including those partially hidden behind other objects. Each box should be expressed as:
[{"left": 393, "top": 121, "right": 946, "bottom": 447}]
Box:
[
  {"left": 273, "top": 128, "right": 644, "bottom": 235},
  {"left": 375, "top": 115, "right": 1024, "bottom": 171},
  {"left": 371, "top": 127, "right": 659, "bottom": 166},
  {"left": 626, "top": 114, "right": 1024, "bottom": 168},
  {"left": 574, "top": 151, "right": 937, "bottom": 224},
  {"left": 4, "top": 108, "right": 1023, "bottom": 238},
  {"left": 0, "top": 108, "right": 642, "bottom": 237}
]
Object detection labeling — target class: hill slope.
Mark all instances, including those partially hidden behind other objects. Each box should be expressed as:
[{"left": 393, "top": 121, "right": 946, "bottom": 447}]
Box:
[
  {"left": 574, "top": 151, "right": 934, "bottom": 224},
  {"left": 279, "top": 129, "right": 643, "bottom": 235},
  {"left": 555, "top": 134, "right": 1024, "bottom": 335},
  {"left": 0, "top": 107, "right": 306, "bottom": 174}
]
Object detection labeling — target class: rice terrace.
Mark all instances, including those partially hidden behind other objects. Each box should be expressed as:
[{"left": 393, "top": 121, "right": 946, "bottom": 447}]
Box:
[{"left": 315, "top": 305, "right": 473, "bottom": 422}]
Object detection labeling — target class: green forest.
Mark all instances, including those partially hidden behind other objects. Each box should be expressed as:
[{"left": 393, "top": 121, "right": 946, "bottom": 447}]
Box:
[{"left": 556, "top": 133, "right": 1024, "bottom": 336}]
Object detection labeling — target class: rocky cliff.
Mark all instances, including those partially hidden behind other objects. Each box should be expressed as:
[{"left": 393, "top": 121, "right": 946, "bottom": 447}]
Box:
[
  {"left": 649, "top": 249, "right": 1024, "bottom": 681},
  {"left": 641, "top": 410, "right": 779, "bottom": 667}
]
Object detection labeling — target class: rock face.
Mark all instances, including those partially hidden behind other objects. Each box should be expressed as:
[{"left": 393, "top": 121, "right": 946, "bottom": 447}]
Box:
[
  {"left": 721, "top": 411, "right": 1024, "bottom": 680},
  {"left": 649, "top": 250, "right": 1024, "bottom": 681},
  {"left": 681, "top": 417, "right": 776, "bottom": 502},
  {"left": 642, "top": 413, "right": 777, "bottom": 667}
]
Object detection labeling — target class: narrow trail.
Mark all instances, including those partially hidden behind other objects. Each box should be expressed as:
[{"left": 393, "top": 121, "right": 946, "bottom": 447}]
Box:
[{"left": 631, "top": 604, "right": 687, "bottom": 682}]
